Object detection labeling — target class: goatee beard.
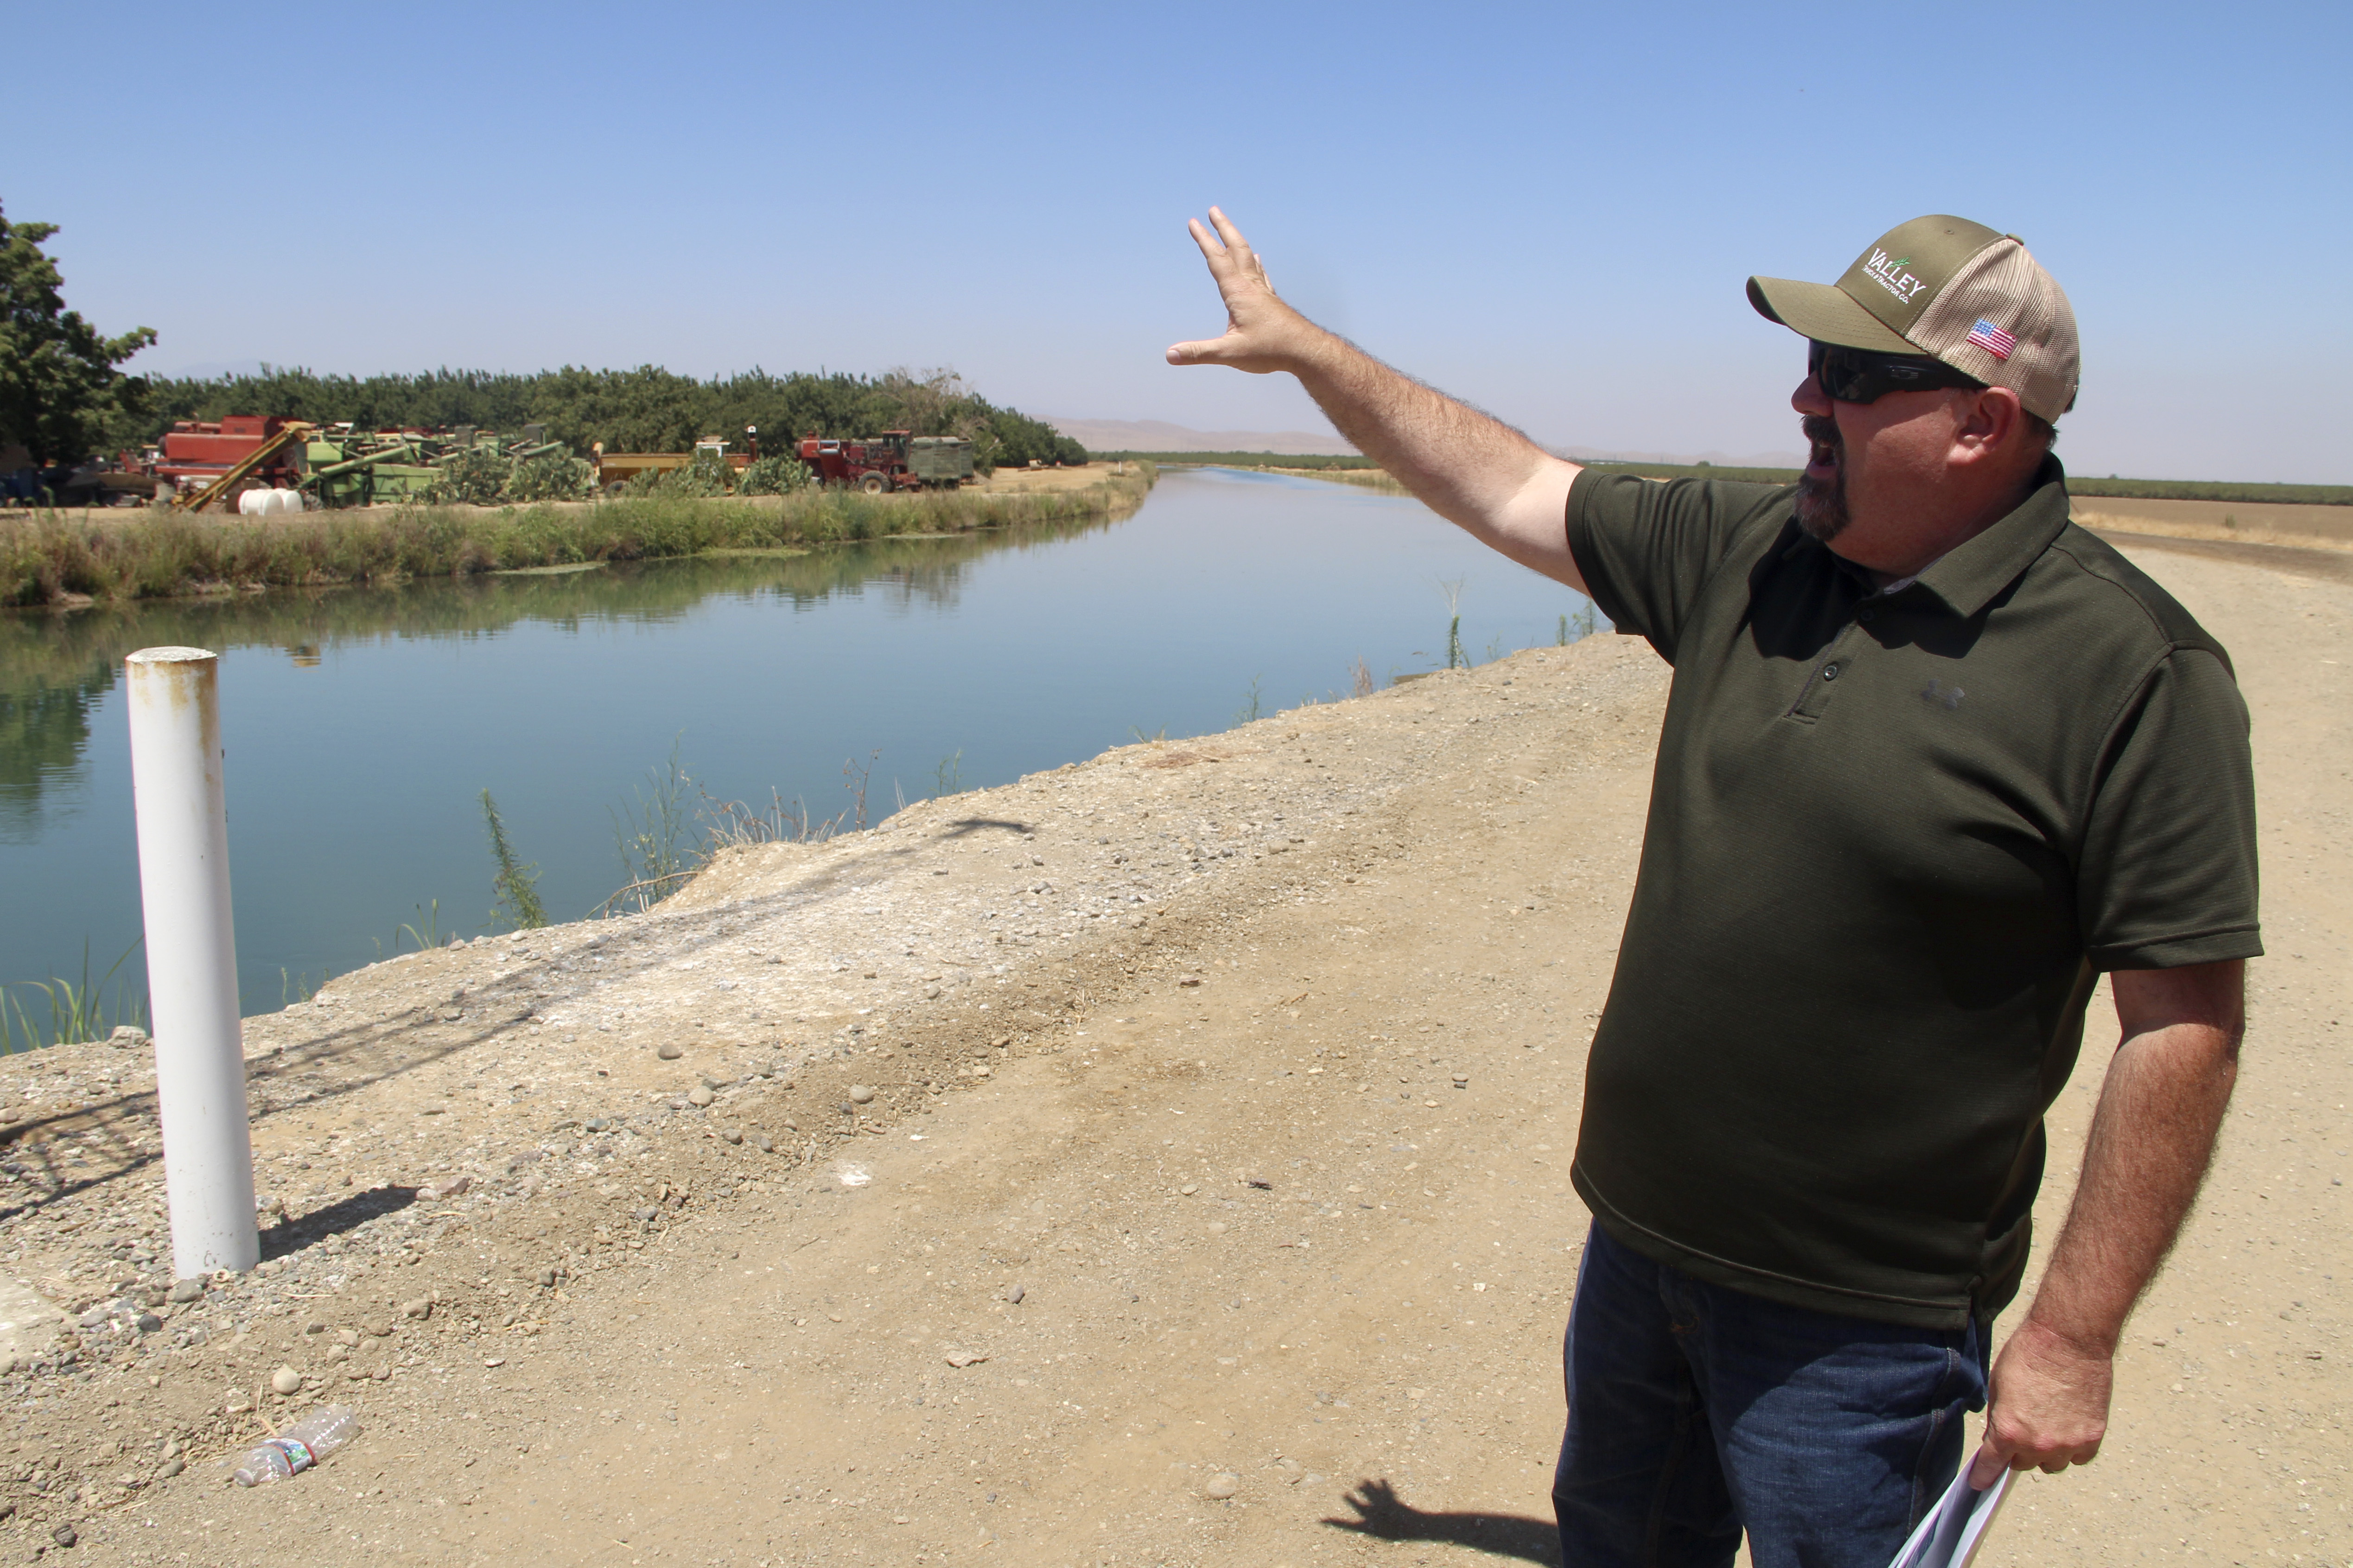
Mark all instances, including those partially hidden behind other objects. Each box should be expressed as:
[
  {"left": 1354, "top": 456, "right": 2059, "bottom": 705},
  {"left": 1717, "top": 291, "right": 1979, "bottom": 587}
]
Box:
[{"left": 1795, "top": 413, "right": 1848, "bottom": 544}]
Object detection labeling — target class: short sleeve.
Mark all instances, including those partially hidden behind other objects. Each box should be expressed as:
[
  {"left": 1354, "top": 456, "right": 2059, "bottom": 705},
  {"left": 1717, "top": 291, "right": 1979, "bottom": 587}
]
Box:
[
  {"left": 2078, "top": 646, "right": 2263, "bottom": 970},
  {"left": 1566, "top": 472, "right": 1791, "bottom": 665}
]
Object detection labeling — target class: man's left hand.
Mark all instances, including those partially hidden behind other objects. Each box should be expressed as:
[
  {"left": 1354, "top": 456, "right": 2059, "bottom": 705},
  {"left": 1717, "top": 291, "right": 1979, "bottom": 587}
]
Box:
[
  {"left": 1969, "top": 1317, "right": 2112, "bottom": 1486},
  {"left": 1165, "top": 208, "right": 1320, "bottom": 376}
]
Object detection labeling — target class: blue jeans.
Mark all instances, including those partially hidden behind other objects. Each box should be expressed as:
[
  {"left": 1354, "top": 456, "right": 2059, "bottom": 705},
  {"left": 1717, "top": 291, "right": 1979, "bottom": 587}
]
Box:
[{"left": 1553, "top": 1223, "right": 1989, "bottom": 1568}]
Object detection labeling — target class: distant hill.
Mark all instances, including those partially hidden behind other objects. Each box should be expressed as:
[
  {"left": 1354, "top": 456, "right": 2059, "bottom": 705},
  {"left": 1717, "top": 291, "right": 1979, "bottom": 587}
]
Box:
[
  {"left": 1046, "top": 418, "right": 1359, "bottom": 457},
  {"left": 1049, "top": 418, "right": 1806, "bottom": 470}
]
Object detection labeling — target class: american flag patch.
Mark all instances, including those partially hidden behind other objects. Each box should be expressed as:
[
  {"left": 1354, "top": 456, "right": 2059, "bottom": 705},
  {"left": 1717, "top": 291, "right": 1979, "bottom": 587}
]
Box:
[{"left": 1966, "top": 318, "right": 2017, "bottom": 360}]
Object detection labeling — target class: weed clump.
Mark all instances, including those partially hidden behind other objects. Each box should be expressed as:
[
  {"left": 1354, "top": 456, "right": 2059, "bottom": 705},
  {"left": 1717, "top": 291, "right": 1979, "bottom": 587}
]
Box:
[
  {"left": 2, "top": 940, "right": 144, "bottom": 1052},
  {"left": 426, "top": 447, "right": 513, "bottom": 507},
  {"left": 503, "top": 452, "right": 598, "bottom": 502},
  {"left": 738, "top": 455, "right": 813, "bottom": 495},
  {"left": 480, "top": 789, "right": 547, "bottom": 930}
]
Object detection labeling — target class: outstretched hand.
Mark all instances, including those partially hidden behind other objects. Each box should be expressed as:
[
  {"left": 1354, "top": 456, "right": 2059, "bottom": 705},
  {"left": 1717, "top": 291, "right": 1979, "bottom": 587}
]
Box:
[
  {"left": 1166, "top": 207, "right": 1319, "bottom": 375},
  {"left": 1157, "top": 204, "right": 1588, "bottom": 591}
]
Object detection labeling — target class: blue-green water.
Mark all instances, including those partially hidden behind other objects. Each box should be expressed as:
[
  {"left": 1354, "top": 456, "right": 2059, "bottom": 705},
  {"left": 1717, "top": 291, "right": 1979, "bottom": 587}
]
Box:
[{"left": 0, "top": 468, "right": 1599, "bottom": 1019}]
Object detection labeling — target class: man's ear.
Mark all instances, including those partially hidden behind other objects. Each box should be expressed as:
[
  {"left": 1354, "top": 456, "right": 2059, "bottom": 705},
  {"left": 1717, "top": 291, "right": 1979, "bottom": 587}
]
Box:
[{"left": 1951, "top": 385, "right": 2026, "bottom": 470}]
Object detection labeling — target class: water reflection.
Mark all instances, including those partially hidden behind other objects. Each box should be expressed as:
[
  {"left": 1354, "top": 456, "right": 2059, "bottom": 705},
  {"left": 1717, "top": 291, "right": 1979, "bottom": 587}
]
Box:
[
  {"left": 0, "top": 681, "right": 94, "bottom": 843},
  {"left": 0, "top": 514, "right": 1118, "bottom": 832}
]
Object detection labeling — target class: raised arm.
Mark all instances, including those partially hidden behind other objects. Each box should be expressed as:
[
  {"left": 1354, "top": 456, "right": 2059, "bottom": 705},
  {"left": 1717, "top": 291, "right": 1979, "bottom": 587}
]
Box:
[
  {"left": 1168, "top": 207, "right": 1586, "bottom": 593},
  {"left": 1968, "top": 959, "right": 2244, "bottom": 1485}
]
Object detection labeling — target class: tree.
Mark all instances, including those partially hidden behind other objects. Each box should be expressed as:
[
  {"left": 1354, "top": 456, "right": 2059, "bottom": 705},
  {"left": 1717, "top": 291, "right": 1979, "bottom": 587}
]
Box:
[
  {"left": 134, "top": 361, "right": 1094, "bottom": 469},
  {"left": 0, "top": 202, "right": 156, "bottom": 465}
]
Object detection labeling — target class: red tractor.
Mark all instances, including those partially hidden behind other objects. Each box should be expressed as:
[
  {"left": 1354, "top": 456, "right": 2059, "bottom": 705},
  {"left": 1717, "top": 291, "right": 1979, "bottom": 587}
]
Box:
[
  {"left": 153, "top": 415, "right": 311, "bottom": 508},
  {"left": 796, "top": 431, "right": 975, "bottom": 492}
]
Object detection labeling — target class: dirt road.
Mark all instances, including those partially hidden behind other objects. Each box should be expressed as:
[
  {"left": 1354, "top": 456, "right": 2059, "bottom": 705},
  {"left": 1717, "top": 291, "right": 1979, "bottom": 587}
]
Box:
[{"left": 0, "top": 534, "right": 2341, "bottom": 1567}]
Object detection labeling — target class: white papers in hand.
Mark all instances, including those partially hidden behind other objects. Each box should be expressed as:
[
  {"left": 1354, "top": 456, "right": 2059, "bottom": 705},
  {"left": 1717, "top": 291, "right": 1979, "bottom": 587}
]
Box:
[{"left": 1886, "top": 1466, "right": 2014, "bottom": 1568}]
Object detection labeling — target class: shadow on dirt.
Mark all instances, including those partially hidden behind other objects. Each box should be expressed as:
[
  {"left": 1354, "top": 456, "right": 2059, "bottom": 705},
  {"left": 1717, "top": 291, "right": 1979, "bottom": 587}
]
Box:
[
  {"left": 1322, "top": 1478, "right": 1558, "bottom": 1564},
  {"left": 259, "top": 1184, "right": 420, "bottom": 1262},
  {"left": 941, "top": 817, "right": 1034, "bottom": 838}
]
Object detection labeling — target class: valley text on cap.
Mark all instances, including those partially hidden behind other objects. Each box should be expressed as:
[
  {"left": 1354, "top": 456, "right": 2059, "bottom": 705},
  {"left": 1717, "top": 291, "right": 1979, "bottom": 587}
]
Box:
[{"left": 1748, "top": 215, "right": 2079, "bottom": 424}]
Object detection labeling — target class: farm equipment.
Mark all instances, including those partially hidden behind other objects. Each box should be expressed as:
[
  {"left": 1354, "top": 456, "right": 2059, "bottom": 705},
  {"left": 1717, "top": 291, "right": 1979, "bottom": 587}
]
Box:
[
  {"left": 146, "top": 419, "right": 583, "bottom": 510},
  {"left": 301, "top": 424, "right": 571, "bottom": 507},
  {"left": 45, "top": 460, "right": 161, "bottom": 507},
  {"left": 155, "top": 416, "right": 312, "bottom": 510},
  {"left": 591, "top": 436, "right": 749, "bottom": 492},
  {"left": 298, "top": 432, "right": 438, "bottom": 508},
  {"left": 795, "top": 431, "right": 973, "bottom": 492},
  {"left": 168, "top": 419, "right": 314, "bottom": 512},
  {"left": 125, "top": 419, "right": 976, "bottom": 508}
]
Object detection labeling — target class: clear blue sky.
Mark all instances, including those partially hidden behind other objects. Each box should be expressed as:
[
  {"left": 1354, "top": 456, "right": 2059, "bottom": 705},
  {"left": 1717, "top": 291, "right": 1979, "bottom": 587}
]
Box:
[{"left": 11, "top": 1, "right": 2347, "bottom": 481}]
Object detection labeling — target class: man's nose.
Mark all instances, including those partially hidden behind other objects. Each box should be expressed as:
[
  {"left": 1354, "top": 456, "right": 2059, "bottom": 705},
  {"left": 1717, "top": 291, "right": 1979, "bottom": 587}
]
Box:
[{"left": 1792, "top": 375, "right": 1833, "bottom": 418}]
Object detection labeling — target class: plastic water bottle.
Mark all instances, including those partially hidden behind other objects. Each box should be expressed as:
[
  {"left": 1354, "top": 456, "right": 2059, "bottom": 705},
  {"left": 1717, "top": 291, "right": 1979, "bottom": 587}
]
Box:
[{"left": 232, "top": 1406, "right": 361, "bottom": 1486}]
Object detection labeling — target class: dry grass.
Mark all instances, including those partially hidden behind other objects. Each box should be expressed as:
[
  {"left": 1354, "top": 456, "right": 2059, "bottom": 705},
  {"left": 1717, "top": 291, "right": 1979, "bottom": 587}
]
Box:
[
  {"left": 1272, "top": 465, "right": 1411, "bottom": 495},
  {"left": 0, "top": 466, "right": 1155, "bottom": 608},
  {"left": 2073, "top": 498, "right": 2353, "bottom": 553}
]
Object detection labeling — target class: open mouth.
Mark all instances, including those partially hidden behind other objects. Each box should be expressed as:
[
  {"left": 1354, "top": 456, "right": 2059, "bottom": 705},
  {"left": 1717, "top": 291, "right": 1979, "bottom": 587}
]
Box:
[
  {"left": 1802, "top": 415, "right": 1841, "bottom": 480},
  {"left": 1795, "top": 415, "right": 1848, "bottom": 542}
]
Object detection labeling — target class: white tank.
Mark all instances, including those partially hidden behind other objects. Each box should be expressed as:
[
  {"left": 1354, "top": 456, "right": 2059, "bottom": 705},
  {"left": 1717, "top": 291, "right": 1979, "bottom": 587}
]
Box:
[{"left": 238, "top": 488, "right": 269, "bottom": 516}]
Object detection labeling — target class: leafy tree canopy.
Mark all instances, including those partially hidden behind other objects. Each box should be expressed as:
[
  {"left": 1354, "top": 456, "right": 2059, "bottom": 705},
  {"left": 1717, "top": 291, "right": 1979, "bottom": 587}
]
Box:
[
  {"left": 144, "top": 363, "right": 1088, "bottom": 469},
  {"left": 0, "top": 202, "right": 158, "bottom": 466}
]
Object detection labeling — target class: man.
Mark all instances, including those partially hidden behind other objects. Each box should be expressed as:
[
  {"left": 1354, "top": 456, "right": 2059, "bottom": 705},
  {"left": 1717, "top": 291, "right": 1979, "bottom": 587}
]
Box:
[{"left": 1169, "top": 211, "right": 2258, "bottom": 1567}]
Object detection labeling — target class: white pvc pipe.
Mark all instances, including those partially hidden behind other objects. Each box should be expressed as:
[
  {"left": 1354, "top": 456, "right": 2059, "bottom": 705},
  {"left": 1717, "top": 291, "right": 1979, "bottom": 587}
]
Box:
[{"left": 124, "top": 648, "right": 258, "bottom": 1279}]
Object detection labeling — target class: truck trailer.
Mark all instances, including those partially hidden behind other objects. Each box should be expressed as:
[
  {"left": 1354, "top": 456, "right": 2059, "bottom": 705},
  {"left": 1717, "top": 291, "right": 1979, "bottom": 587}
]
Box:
[{"left": 795, "top": 431, "right": 973, "bottom": 492}]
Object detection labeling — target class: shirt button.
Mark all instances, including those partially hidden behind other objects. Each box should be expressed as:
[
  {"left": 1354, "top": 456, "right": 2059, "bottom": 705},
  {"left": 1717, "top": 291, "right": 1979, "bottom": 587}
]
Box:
[
  {"left": 1821, "top": 663, "right": 1841, "bottom": 680},
  {"left": 1857, "top": 606, "right": 1877, "bottom": 623}
]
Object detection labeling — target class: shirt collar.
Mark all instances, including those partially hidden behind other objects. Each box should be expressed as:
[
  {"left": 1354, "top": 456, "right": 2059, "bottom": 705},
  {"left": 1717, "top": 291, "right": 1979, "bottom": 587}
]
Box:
[
  {"left": 1778, "top": 457, "right": 2073, "bottom": 619},
  {"left": 1909, "top": 456, "right": 2073, "bottom": 618}
]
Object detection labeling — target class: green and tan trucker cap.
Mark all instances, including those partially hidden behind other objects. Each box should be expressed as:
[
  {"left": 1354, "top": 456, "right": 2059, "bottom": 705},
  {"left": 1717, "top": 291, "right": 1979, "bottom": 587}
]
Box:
[{"left": 1748, "top": 216, "right": 2079, "bottom": 423}]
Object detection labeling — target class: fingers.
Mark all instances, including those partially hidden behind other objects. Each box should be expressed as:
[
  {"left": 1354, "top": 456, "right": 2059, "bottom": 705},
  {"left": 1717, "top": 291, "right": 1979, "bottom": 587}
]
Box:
[
  {"left": 1210, "top": 207, "right": 1276, "bottom": 294},
  {"left": 1207, "top": 205, "right": 1251, "bottom": 257},
  {"left": 1968, "top": 1426, "right": 2102, "bottom": 1489},
  {"left": 2059, "top": 1435, "right": 2103, "bottom": 1470},
  {"left": 1190, "top": 210, "right": 1263, "bottom": 286},
  {"left": 1187, "top": 216, "right": 1227, "bottom": 267},
  {"left": 1175, "top": 207, "right": 1286, "bottom": 375},
  {"left": 1965, "top": 1439, "right": 2009, "bottom": 1491},
  {"left": 1167, "top": 334, "right": 1267, "bottom": 372},
  {"left": 1167, "top": 335, "right": 1236, "bottom": 367}
]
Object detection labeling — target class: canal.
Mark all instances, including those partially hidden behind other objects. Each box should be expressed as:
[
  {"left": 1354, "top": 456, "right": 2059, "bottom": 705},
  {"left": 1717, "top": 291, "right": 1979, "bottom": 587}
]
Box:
[{"left": 0, "top": 467, "right": 1602, "bottom": 1024}]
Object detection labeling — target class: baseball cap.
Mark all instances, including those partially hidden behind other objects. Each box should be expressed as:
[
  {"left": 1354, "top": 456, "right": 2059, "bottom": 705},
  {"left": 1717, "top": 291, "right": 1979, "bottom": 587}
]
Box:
[{"left": 1748, "top": 216, "right": 2079, "bottom": 423}]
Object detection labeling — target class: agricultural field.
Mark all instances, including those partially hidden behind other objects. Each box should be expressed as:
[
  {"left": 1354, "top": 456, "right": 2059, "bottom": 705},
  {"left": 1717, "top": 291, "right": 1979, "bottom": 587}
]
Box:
[{"left": 2068, "top": 495, "right": 2353, "bottom": 550}]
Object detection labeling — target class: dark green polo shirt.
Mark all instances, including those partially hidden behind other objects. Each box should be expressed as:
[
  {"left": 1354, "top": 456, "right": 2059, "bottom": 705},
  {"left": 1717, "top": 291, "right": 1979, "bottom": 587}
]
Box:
[{"left": 1564, "top": 458, "right": 2260, "bottom": 1327}]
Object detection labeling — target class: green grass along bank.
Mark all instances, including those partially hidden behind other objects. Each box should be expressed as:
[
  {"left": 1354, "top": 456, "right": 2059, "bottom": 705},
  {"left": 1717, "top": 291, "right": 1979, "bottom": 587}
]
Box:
[{"left": 1, "top": 464, "right": 1156, "bottom": 608}]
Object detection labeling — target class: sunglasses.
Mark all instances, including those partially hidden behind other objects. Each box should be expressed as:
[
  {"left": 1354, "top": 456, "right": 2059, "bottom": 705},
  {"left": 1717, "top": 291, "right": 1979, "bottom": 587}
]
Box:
[{"left": 1808, "top": 341, "right": 1985, "bottom": 404}]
